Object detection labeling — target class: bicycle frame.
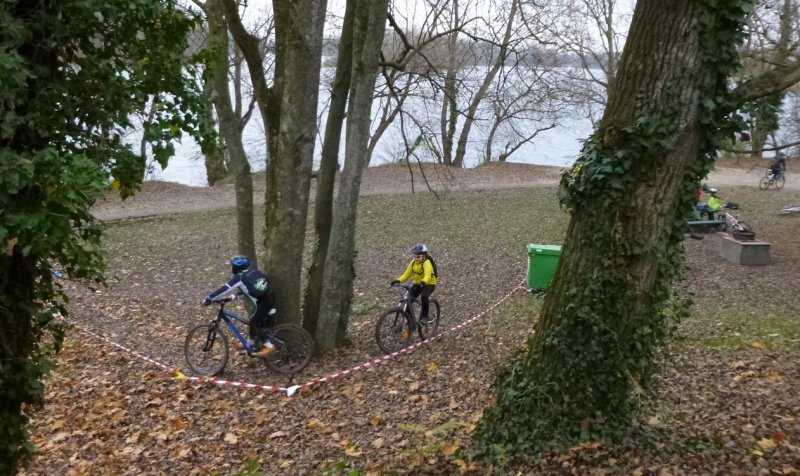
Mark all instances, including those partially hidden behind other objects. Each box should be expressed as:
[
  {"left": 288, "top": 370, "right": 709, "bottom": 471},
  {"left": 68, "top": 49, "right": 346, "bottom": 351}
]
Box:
[
  {"left": 720, "top": 210, "right": 746, "bottom": 232},
  {"left": 211, "top": 301, "right": 288, "bottom": 356},
  {"left": 209, "top": 301, "right": 257, "bottom": 354},
  {"left": 394, "top": 286, "right": 418, "bottom": 324}
]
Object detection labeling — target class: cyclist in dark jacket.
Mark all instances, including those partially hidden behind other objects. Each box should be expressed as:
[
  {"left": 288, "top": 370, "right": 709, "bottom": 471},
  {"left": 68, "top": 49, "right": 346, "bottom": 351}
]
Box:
[
  {"left": 770, "top": 152, "right": 787, "bottom": 177},
  {"left": 204, "top": 255, "right": 276, "bottom": 356}
]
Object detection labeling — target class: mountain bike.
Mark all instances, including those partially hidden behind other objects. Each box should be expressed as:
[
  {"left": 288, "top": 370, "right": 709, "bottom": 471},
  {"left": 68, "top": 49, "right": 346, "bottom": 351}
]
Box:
[
  {"left": 719, "top": 208, "right": 750, "bottom": 233},
  {"left": 759, "top": 168, "right": 785, "bottom": 190},
  {"left": 184, "top": 296, "right": 313, "bottom": 376},
  {"left": 375, "top": 283, "right": 441, "bottom": 354}
]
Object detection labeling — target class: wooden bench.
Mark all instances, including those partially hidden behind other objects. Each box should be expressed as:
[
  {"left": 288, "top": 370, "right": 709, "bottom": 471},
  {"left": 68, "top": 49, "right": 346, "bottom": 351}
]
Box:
[{"left": 687, "top": 219, "right": 725, "bottom": 227}]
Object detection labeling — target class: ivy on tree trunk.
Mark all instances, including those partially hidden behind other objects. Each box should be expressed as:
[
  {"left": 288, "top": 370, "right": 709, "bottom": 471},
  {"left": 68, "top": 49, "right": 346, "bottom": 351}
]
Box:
[{"left": 476, "top": 0, "right": 754, "bottom": 458}]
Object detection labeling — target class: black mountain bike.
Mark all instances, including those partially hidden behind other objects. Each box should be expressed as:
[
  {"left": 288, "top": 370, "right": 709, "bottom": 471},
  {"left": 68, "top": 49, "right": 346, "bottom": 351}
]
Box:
[
  {"left": 184, "top": 296, "right": 313, "bottom": 376},
  {"left": 375, "top": 283, "right": 441, "bottom": 354}
]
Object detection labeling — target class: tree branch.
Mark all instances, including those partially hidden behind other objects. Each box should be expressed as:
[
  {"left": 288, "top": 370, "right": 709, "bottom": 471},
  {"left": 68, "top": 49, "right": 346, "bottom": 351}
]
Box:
[{"left": 734, "top": 61, "right": 800, "bottom": 102}]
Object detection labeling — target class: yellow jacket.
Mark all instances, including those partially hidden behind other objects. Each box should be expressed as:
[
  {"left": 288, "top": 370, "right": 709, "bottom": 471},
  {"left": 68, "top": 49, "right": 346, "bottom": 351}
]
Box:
[
  {"left": 708, "top": 195, "right": 723, "bottom": 212},
  {"left": 397, "top": 258, "right": 437, "bottom": 286}
]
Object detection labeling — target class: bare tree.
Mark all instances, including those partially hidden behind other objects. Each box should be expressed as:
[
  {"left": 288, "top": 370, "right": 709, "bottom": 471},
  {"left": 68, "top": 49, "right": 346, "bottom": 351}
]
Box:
[
  {"left": 224, "top": 0, "right": 327, "bottom": 324},
  {"left": 546, "top": 0, "right": 632, "bottom": 123},
  {"left": 315, "top": 0, "right": 391, "bottom": 350},
  {"left": 196, "top": 0, "right": 259, "bottom": 263},
  {"left": 739, "top": 0, "right": 799, "bottom": 156},
  {"left": 484, "top": 61, "right": 563, "bottom": 162},
  {"left": 302, "top": 0, "right": 356, "bottom": 336}
]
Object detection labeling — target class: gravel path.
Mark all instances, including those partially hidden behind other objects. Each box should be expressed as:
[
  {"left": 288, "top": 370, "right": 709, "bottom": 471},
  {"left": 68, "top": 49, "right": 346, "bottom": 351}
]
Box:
[{"left": 90, "top": 161, "right": 796, "bottom": 222}]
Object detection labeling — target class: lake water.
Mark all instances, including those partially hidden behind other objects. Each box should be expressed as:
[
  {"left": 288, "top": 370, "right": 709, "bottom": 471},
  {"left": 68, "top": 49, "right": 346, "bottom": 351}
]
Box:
[
  {"left": 145, "top": 88, "right": 596, "bottom": 187},
  {"left": 146, "top": 116, "right": 593, "bottom": 187}
]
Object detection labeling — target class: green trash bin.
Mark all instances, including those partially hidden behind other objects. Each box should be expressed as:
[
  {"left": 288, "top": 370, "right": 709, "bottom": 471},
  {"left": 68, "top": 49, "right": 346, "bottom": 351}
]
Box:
[{"left": 526, "top": 244, "right": 562, "bottom": 290}]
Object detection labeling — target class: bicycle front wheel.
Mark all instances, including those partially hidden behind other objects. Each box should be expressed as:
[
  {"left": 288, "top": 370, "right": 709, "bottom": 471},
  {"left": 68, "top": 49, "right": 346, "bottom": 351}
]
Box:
[
  {"left": 759, "top": 176, "right": 770, "bottom": 190},
  {"left": 775, "top": 175, "right": 785, "bottom": 189},
  {"left": 184, "top": 323, "right": 229, "bottom": 376},
  {"left": 263, "top": 324, "right": 314, "bottom": 375},
  {"left": 375, "top": 308, "right": 413, "bottom": 354}
]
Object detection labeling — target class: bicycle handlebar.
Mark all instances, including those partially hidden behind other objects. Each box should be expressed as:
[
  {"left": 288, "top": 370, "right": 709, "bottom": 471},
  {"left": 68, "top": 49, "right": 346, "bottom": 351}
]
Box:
[{"left": 203, "top": 295, "right": 239, "bottom": 306}]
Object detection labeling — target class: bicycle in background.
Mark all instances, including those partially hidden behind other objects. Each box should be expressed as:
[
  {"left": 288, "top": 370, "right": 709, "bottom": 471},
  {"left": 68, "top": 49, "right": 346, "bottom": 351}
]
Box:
[
  {"left": 184, "top": 296, "right": 313, "bottom": 376},
  {"left": 759, "top": 168, "right": 785, "bottom": 190},
  {"left": 375, "top": 283, "right": 441, "bottom": 354}
]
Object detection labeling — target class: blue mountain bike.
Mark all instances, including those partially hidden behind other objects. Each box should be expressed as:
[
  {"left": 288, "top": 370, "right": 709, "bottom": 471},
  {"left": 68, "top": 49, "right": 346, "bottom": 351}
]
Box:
[{"left": 184, "top": 296, "right": 313, "bottom": 376}]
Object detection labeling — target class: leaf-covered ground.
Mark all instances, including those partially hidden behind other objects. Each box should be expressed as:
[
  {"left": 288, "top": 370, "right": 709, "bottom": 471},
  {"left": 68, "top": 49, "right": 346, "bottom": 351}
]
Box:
[{"left": 21, "top": 161, "right": 800, "bottom": 475}]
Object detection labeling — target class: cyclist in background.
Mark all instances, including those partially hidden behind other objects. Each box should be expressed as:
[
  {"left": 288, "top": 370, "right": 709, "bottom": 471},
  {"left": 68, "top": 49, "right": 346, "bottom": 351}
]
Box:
[
  {"left": 770, "top": 152, "right": 787, "bottom": 177},
  {"left": 204, "top": 255, "right": 276, "bottom": 357},
  {"left": 390, "top": 244, "right": 437, "bottom": 323}
]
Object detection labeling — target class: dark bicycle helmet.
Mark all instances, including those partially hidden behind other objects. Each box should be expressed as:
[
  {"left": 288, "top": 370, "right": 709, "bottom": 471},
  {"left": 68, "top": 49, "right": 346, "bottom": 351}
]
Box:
[
  {"left": 410, "top": 244, "right": 428, "bottom": 255},
  {"left": 230, "top": 255, "right": 250, "bottom": 274}
]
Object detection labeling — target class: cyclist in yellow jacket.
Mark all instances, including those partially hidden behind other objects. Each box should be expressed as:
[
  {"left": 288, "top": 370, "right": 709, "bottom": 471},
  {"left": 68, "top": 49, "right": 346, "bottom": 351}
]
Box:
[
  {"left": 707, "top": 188, "right": 723, "bottom": 220},
  {"left": 390, "top": 244, "right": 437, "bottom": 323}
]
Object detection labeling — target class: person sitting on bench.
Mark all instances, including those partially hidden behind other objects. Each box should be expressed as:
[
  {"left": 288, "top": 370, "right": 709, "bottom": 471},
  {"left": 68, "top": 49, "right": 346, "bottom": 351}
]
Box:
[
  {"left": 706, "top": 188, "right": 723, "bottom": 220},
  {"left": 696, "top": 188, "right": 723, "bottom": 220}
]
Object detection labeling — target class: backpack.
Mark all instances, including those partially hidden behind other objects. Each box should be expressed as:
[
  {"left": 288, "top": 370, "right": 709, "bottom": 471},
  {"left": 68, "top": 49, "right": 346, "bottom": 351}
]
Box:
[
  {"left": 426, "top": 255, "right": 438, "bottom": 278},
  {"left": 243, "top": 269, "right": 272, "bottom": 300}
]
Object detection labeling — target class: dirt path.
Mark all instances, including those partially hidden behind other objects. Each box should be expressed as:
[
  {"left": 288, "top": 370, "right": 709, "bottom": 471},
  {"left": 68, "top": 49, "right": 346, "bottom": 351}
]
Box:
[{"left": 90, "top": 162, "right": 795, "bottom": 222}]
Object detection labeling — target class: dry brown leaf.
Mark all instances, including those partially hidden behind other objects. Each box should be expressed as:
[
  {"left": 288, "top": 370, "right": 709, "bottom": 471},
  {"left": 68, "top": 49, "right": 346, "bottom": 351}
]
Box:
[
  {"left": 441, "top": 442, "right": 460, "bottom": 456},
  {"left": 757, "top": 438, "right": 777, "bottom": 450},
  {"left": 772, "top": 432, "right": 788, "bottom": 442}
]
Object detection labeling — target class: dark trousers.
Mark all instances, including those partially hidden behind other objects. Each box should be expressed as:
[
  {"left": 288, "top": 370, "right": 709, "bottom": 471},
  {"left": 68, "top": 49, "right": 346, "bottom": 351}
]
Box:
[
  {"left": 696, "top": 204, "right": 715, "bottom": 220},
  {"left": 409, "top": 284, "right": 436, "bottom": 318},
  {"left": 249, "top": 297, "right": 276, "bottom": 341}
]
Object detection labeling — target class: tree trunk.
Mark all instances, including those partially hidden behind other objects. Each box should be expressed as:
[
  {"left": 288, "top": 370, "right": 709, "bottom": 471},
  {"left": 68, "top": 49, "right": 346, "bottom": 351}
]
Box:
[
  {"left": 302, "top": 0, "right": 355, "bottom": 336},
  {"left": 0, "top": 252, "right": 39, "bottom": 473},
  {"left": 260, "top": 0, "right": 327, "bottom": 324},
  {"left": 201, "top": 77, "right": 229, "bottom": 186},
  {"left": 440, "top": 1, "right": 460, "bottom": 167},
  {"left": 477, "top": 0, "right": 752, "bottom": 453},
  {"left": 222, "top": 0, "right": 276, "bottom": 158},
  {"left": 315, "top": 0, "right": 389, "bottom": 350},
  {"left": 206, "top": 0, "right": 257, "bottom": 263},
  {"left": 440, "top": 69, "right": 458, "bottom": 166}
]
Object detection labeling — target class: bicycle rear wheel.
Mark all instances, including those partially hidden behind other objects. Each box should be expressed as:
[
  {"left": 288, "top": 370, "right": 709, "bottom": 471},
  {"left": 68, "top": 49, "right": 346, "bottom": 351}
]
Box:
[
  {"left": 375, "top": 308, "right": 413, "bottom": 354},
  {"left": 759, "top": 176, "right": 770, "bottom": 190},
  {"left": 412, "top": 298, "right": 441, "bottom": 341},
  {"left": 184, "top": 323, "right": 229, "bottom": 376},
  {"left": 263, "top": 324, "right": 314, "bottom": 375},
  {"left": 775, "top": 175, "right": 785, "bottom": 189}
]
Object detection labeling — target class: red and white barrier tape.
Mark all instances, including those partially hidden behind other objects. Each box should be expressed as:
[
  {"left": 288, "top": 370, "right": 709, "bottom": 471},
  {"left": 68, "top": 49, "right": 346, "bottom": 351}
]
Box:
[
  {"left": 283, "top": 278, "right": 528, "bottom": 396},
  {"left": 58, "top": 315, "right": 290, "bottom": 393},
  {"left": 61, "top": 278, "right": 527, "bottom": 396}
]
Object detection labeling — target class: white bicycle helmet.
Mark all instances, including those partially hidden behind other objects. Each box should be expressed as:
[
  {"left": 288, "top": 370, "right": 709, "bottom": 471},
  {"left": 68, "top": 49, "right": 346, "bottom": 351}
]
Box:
[{"left": 410, "top": 244, "right": 428, "bottom": 255}]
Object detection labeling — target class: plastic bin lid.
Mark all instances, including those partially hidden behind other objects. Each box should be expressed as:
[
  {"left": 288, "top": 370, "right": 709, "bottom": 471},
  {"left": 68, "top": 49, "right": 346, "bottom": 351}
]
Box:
[{"left": 526, "top": 244, "right": 562, "bottom": 255}]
